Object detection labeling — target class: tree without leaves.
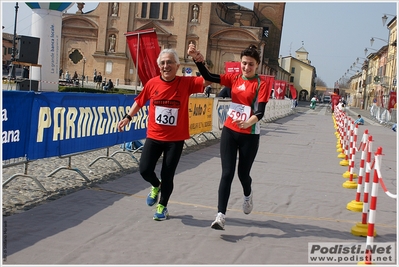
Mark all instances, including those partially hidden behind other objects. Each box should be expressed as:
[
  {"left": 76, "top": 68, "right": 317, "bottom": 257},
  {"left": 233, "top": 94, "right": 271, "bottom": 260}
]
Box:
[{"left": 315, "top": 77, "right": 327, "bottom": 87}]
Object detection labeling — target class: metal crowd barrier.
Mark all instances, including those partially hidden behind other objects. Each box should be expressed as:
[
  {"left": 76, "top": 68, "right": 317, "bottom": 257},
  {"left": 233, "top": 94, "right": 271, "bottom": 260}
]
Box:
[
  {"left": 2, "top": 158, "right": 47, "bottom": 192},
  {"left": 2, "top": 145, "right": 140, "bottom": 191},
  {"left": 370, "top": 106, "right": 397, "bottom": 126},
  {"left": 2, "top": 134, "right": 220, "bottom": 192}
]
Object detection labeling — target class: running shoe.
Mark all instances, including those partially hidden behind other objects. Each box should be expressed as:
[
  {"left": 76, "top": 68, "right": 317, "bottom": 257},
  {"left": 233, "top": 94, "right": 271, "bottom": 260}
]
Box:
[
  {"left": 243, "top": 190, "right": 253, "bottom": 214},
  {"left": 146, "top": 186, "right": 160, "bottom": 206},
  {"left": 211, "top": 212, "right": 225, "bottom": 230},
  {"left": 153, "top": 204, "right": 169, "bottom": 221}
]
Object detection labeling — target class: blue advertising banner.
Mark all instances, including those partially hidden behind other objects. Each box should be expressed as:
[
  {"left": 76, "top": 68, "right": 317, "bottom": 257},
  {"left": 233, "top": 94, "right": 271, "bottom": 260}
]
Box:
[
  {"left": 2, "top": 91, "right": 148, "bottom": 161},
  {"left": 2, "top": 91, "right": 35, "bottom": 160}
]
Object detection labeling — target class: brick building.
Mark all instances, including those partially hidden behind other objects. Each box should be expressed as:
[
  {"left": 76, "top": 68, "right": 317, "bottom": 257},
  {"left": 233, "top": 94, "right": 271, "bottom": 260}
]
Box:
[
  {"left": 2, "top": 32, "right": 14, "bottom": 74},
  {"left": 60, "top": 2, "right": 285, "bottom": 90}
]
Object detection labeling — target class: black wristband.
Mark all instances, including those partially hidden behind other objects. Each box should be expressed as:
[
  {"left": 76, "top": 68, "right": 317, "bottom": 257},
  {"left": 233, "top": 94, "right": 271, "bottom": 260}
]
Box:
[{"left": 123, "top": 114, "right": 132, "bottom": 121}]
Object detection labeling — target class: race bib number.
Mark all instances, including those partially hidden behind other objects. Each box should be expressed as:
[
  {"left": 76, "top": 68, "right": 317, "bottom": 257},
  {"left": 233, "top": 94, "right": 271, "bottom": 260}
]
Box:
[
  {"left": 155, "top": 106, "right": 179, "bottom": 126},
  {"left": 227, "top": 102, "right": 251, "bottom": 121}
]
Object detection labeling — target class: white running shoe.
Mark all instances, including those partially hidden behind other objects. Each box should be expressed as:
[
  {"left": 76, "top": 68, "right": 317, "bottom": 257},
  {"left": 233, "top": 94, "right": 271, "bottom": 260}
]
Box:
[
  {"left": 243, "top": 191, "right": 253, "bottom": 214},
  {"left": 211, "top": 212, "right": 225, "bottom": 230}
]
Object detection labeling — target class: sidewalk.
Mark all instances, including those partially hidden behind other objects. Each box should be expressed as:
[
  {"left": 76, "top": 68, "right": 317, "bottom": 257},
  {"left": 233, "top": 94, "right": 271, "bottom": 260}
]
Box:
[
  {"left": 345, "top": 105, "right": 395, "bottom": 129},
  {"left": 2, "top": 103, "right": 397, "bottom": 266}
]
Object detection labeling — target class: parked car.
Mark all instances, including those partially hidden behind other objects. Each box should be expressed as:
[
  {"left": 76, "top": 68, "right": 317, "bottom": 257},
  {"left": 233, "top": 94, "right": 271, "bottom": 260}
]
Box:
[{"left": 323, "top": 95, "right": 331, "bottom": 103}]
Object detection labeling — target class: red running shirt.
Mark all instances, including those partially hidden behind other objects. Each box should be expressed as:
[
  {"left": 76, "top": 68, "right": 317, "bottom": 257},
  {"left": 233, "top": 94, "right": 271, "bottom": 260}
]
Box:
[
  {"left": 135, "top": 75, "right": 204, "bottom": 141},
  {"left": 220, "top": 73, "right": 271, "bottom": 134}
]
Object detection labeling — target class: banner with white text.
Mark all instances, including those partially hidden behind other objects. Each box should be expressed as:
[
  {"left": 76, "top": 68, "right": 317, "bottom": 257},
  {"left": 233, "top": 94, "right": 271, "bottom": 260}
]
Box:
[
  {"left": 2, "top": 91, "right": 148, "bottom": 161},
  {"left": 3, "top": 91, "right": 35, "bottom": 160}
]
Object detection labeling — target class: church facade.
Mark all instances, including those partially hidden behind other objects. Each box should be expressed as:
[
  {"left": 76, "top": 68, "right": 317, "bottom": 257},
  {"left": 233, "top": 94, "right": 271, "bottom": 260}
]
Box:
[{"left": 60, "top": 2, "right": 286, "bottom": 90}]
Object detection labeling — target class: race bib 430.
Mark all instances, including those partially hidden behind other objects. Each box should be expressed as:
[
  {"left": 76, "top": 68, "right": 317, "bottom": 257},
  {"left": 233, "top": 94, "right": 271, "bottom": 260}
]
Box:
[{"left": 155, "top": 106, "right": 179, "bottom": 126}]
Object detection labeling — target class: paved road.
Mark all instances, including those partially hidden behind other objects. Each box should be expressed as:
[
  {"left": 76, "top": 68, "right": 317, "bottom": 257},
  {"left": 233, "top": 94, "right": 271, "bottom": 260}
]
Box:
[{"left": 2, "top": 103, "right": 397, "bottom": 266}]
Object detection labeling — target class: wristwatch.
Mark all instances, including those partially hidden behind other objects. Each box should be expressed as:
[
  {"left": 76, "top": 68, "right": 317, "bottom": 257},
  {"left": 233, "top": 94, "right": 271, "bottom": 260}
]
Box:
[{"left": 123, "top": 114, "right": 132, "bottom": 121}]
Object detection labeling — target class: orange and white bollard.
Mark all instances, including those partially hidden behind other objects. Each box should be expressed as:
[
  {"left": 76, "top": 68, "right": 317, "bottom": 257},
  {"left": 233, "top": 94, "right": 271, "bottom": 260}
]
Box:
[
  {"left": 342, "top": 123, "right": 358, "bottom": 189},
  {"left": 336, "top": 112, "right": 344, "bottom": 149},
  {"left": 358, "top": 147, "right": 383, "bottom": 265},
  {"left": 338, "top": 116, "right": 349, "bottom": 160},
  {"left": 347, "top": 129, "right": 369, "bottom": 211},
  {"left": 339, "top": 117, "right": 351, "bottom": 164},
  {"left": 350, "top": 136, "right": 375, "bottom": 237}
]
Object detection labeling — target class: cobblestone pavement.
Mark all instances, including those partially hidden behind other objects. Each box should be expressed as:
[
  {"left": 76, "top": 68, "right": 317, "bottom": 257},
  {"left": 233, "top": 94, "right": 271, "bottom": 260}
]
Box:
[{"left": 2, "top": 133, "right": 221, "bottom": 216}]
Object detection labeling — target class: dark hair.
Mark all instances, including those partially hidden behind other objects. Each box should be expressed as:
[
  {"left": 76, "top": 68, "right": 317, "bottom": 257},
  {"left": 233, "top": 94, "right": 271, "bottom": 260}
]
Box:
[{"left": 241, "top": 44, "right": 260, "bottom": 64}]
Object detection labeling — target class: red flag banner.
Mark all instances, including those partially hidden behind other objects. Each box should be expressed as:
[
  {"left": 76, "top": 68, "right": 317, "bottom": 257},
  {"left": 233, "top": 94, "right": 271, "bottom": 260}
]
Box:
[
  {"left": 388, "top": 91, "right": 397, "bottom": 111},
  {"left": 274, "top": 80, "right": 287, "bottom": 99},
  {"left": 224, "top": 61, "right": 241, "bottom": 74},
  {"left": 259, "top": 75, "right": 274, "bottom": 98},
  {"left": 289, "top": 84, "right": 297, "bottom": 99},
  {"left": 125, "top": 29, "right": 161, "bottom": 86}
]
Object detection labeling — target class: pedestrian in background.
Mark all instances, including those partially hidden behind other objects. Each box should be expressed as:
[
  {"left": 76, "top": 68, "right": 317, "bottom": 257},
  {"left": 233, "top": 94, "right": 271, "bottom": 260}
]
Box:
[
  {"left": 93, "top": 69, "right": 97, "bottom": 82},
  {"left": 217, "top": 86, "right": 231, "bottom": 98},
  {"left": 103, "top": 79, "right": 114, "bottom": 91},
  {"left": 65, "top": 71, "right": 71, "bottom": 83},
  {"left": 354, "top": 114, "right": 364, "bottom": 125},
  {"left": 188, "top": 43, "right": 271, "bottom": 230},
  {"left": 337, "top": 100, "right": 346, "bottom": 113},
  {"left": 310, "top": 95, "right": 317, "bottom": 109},
  {"left": 205, "top": 85, "right": 211, "bottom": 97},
  {"left": 96, "top": 72, "right": 102, "bottom": 89},
  {"left": 73, "top": 71, "right": 79, "bottom": 86},
  {"left": 118, "top": 48, "right": 210, "bottom": 221}
]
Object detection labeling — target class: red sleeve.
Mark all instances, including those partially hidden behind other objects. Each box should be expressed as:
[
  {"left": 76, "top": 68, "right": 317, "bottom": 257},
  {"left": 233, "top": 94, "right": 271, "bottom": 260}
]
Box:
[
  {"left": 134, "top": 78, "right": 155, "bottom": 107},
  {"left": 219, "top": 73, "right": 239, "bottom": 88},
  {"left": 189, "top": 76, "right": 205, "bottom": 94}
]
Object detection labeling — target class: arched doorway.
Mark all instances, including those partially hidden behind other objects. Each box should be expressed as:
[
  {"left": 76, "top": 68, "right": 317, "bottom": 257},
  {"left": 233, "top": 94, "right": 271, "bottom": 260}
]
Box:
[{"left": 299, "top": 90, "right": 308, "bottom": 101}]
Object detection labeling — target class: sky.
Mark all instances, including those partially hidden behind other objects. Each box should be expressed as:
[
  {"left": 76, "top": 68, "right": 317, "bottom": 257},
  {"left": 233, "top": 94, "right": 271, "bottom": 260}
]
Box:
[{"left": 1, "top": 1, "right": 397, "bottom": 88}]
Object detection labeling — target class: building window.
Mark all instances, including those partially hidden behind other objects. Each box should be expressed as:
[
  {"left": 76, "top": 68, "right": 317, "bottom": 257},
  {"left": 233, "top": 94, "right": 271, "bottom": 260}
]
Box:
[
  {"left": 291, "top": 67, "right": 295, "bottom": 74},
  {"left": 366, "top": 75, "right": 372, "bottom": 84},
  {"left": 290, "top": 76, "right": 294, "bottom": 83},
  {"left": 162, "top": 3, "right": 169, "bottom": 19},
  {"left": 141, "top": 2, "right": 169, "bottom": 20},
  {"left": 141, "top": 3, "right": 147, "bottom": 18},
  {"left": 106, "top": 61, "right": 113, "bottom": 74},
  {"left": 149, "top": 3, "right": 160, "bottom": 19}
]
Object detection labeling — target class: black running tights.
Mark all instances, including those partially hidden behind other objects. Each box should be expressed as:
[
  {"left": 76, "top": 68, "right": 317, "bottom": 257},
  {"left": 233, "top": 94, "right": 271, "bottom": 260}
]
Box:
[
  {"left": 139, "top": 138, "right": 184, "bottom": 207},
  {"left": 218, "top": 127, "right": 259, "bottom": 214}
]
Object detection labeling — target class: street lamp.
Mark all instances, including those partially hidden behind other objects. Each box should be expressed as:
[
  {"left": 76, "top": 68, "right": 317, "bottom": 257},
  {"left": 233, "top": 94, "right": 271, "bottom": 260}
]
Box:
[
  {"left": 82, "top": 57, "right": 86, "bottom": 87},
  {"left": 346, "top": 68, "right": 359, "bottom": 77},
  {"left": 364, "top": 47, "right": 378, "bottom": 55},
  {"left": 356, "top": 57, "right": 367, "bottom": 64},
  {"left": 382, "top": 14, "right": 396, "bottom": 26},
  {"left": 370, "top": 37, "right": 388, "bottom": 46},
  {"left": 8, "top": 2, "right": 19, "bottom": 81}
]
